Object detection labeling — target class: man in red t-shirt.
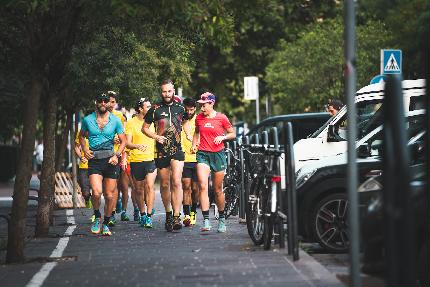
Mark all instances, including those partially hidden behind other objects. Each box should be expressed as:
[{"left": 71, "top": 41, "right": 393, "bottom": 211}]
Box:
[{"left": 192, "top": 92, "right": 236, "bottom": 233}]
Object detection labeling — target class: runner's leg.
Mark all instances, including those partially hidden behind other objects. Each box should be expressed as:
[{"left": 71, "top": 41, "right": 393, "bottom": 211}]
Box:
[{"left": 170, "top": 159, "right": 184, "bottom": 216}]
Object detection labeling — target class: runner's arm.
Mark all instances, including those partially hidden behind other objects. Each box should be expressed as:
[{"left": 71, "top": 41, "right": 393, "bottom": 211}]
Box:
[
  {"left": 191, "top": 126, "right": 200, "bottom": 153},
  {"left": 142, "top": 122, "right": 166, "bottom": 144},
  {"left": 126, "top": 134, "right": 147, "bottom": 152},
  {"left": 79, "top": 129, "right": 93, "bottom": 159}
]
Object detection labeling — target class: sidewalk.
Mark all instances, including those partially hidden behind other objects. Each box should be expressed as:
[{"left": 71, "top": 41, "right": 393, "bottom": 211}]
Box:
[{"left": 0, "top": 183, "right": 345, "bottom": 287}]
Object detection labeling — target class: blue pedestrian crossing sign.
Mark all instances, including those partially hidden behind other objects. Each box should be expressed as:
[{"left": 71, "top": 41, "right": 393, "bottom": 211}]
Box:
[{"left": 381, "top": 49, "right": 402, "bottom": 74}]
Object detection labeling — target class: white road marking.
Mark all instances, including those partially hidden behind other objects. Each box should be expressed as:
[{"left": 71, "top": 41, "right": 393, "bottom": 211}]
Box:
[{"left": 26, "top": 209, "right": 76, "bottom": 287}]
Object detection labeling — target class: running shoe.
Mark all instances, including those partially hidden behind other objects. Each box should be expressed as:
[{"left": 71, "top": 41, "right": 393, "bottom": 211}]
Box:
[
  {"left": 144, "top": 216, "right": 153, "bottom": 228},
  {"left": 190, "top": 211, "right": 197, "bottom": 226},
  {"left": 121, "top": 211, "right": 130, "bottom": 221},
  {"left": 140, "top": 214, "right": 147, "bottom": 227},
  {"left": 91, "top": 218, "right": 101, "bottom": 234},
  {"left": 165, "top": 213, "right": 174, "bottom": 232},
  {"left": 173, "top": 216, "right": 182, "bottom": 230},
  {"left": 116, "top": 199, "right": 122, "bottom": 213},
  {"left": 90, "top": 214, "right": 96, "bottom": 223},
  {"left": 217, "top": 217, "right": 226, "bottom": 233},
  {"left": 108, "top": 215, "right": 116, "bottom": 227},
  {"left": 183, "top": 215, "right": 191, "bottom": 227},
  {"left": 85, "top": 199, "right": 92, "bottom": 209},
  {"left": 102, "top": 224, "right": 112, "bottom": 236},
  {"left": 133, "top": 208, "right": 140, "bottom": 221},
  {"left": 201, "top": 218, "right": 211, "bottom": 232}
]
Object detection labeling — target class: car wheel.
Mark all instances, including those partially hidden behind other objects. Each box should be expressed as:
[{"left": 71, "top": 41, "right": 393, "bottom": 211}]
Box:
[{"left": 311, "top": 193, "right": 349, "bottom": 253}]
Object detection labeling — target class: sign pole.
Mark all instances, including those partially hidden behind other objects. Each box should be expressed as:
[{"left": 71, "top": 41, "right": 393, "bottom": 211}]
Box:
[{"left": 345, "top": 0, "right": 361, "bottom": 286}]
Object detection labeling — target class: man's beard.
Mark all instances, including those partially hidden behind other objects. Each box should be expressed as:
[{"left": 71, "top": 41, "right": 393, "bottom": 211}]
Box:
[
  {"left": 187, "top": 112, "right": 195, "bottom": 120},
  {"left": 97, "top": 106, "right": 107, "bottom": 114},
  {"left": 163, "top": 96, "right": 173, "bottom": 104}
]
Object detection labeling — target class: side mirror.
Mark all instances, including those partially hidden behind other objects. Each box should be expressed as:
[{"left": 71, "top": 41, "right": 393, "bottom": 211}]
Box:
[
  {"left": 357, "top": 144, "right": 371, "bottom": 158},
  {"left": 327, "top": 125, "right": 343, "bottom": 142}
]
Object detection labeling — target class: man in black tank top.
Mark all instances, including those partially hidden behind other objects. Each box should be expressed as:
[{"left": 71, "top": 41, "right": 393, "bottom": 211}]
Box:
[{"left": 142, "top": 79, "right": 185, "bottom": 231}]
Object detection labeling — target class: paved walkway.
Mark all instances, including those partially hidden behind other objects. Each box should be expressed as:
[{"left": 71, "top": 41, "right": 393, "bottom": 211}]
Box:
[{"left": 0, "top": 181, "right": 345, "bottom": 287}]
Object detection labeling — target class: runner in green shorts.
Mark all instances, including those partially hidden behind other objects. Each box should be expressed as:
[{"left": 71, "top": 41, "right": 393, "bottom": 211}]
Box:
[{"left": 192, "top": 92, "right": 236, "bottom": 233}]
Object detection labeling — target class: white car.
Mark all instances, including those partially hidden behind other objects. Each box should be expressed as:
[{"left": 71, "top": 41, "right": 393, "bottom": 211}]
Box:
[{"left": 293, "top": 79, "right": 426, "bottom": 172}]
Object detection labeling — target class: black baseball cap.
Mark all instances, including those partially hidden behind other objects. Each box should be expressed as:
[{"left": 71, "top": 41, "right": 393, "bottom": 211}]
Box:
[{"left": 96, "top": 93, "right": 109, "bottom": 101}]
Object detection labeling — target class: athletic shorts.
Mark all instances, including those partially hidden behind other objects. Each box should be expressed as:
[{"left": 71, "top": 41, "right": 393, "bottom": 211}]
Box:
[
  {"left": 196, "top": 150, "right": 226, "bottom": 172},
  {"left": 182, "top": 162, "right": 197, "bottom": 181},
  {"left": 155, "top": 151, "right": 185, "bottom": 169},
  {"left": 78, "top": 168, "right": 90, "bottom": 194},
  {"left": 130, "top": 161, "right": 156, "bottom": 181},
  {"left": 88, "top": 157, "right": 120, "bottom": 179}
]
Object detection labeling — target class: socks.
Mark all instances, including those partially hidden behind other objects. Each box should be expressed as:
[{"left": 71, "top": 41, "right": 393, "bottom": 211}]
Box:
[
  {"left": 166, "top": 211, "right": 173, "bottom": 219},
  {"left": 94, "top": 209, "right": 101, "bottom": 218},
  {"left": 183, "top": 205, "right": 190, "bottom": 216},
  {"left": 140, "top": 212, "right": 146, "bottom": 217},
  {"left": 103, "top": 216, "right": 110, "bottom": 225},
  {"left": 202, "top": 210, "right": 209, "bottom": 220},
  {"left": 191, "top": 203, "right": 197, "bottom": 213},
  {"left": 219, "top": 210, "right": 225, "bottom": 219}
]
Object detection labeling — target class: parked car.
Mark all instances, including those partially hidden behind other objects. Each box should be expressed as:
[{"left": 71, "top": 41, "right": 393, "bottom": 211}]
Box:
[
  {"left": 244, "top": 112, "right": 331, "bottom": 190},
  {"left": 245, "top": 112, "right": 331, "bottom": 145},
  {"left": 360, "top": 162, "right": 429, "bottom": 286},
  {"left": 294, "top": 79, "right": 426, "bottom": 171},
  {"left": 294, "top": 110, "right": 425, "bottom": 252}
]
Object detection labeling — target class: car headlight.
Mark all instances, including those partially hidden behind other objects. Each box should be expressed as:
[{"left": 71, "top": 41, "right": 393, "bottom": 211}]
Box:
[
  {"left": 357, "top": 177, "right": 382, "bottom": 193},
  {"left": 296, "top": 168, "right": 317, "bottom": 189}
]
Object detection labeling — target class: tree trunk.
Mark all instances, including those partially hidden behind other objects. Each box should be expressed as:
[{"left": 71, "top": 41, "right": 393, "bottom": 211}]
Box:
[
  {"left": 6, "top": 74, "right": 42, "bottom": 263},
  {"left": 35, "top": 92, "right": 57, "bottom": 237},
  {"left": 55, "top": 111, "right": 72, "bottom": 172}
]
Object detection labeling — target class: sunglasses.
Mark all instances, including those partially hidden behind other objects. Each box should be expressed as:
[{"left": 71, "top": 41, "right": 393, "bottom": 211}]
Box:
[{"left": 97, "top": 98, "right": 109, "bottom": 103}]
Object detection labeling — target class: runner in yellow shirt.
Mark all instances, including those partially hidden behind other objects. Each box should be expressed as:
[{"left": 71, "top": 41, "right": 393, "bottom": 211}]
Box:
[
  {"left": 126, "top": 97, "right": 157, "bottom": 228},
  {"left": 108, "top": 91, "right": 129, "bottom": 224},
  {"left": 74, "top": 129, "right": 91, "bottom": 208},
  {"left": 181, "top": 98, "right": 199, "bottom": 226}
]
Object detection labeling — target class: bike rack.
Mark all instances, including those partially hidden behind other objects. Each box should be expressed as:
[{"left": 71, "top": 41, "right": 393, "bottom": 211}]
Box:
[
  {"left": 284, "top": 122, "right": 299, "bottom": 260},
  {"left": 239, "top": 136, "right": 250, "bottom": 220},
  {"left": 382, "top": 75, "right": 415, "bottom": 286}
]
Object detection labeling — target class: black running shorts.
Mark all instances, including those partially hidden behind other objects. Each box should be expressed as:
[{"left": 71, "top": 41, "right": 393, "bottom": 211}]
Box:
[
  {"left": 130, "top": 161, "right": 156, "bottom": 181},
  {"left": 88, "top": 158, "right": 120, "bottom": 179},
  {"left": 155, "top": 151, "right": 185, "bottom": 169},
  {"left": 182, "top": 162, "right": 197, "bottom": 181}
]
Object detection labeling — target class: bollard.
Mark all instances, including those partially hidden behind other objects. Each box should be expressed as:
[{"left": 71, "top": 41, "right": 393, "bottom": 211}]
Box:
[
  {"left": 239, "top": 137, "right": 247, "bottom": 220},
  {"left": 382, "top": 75, "right": 414, "bottom": 287},
  {"left": 262, "top": 131, "right": 269, "bottom": 147},
  {"left": 285, "top": 122, "right": 299, "bottom": 260},
  {"left": 226, "top": 141, "right": 231, "bottom": 166}
]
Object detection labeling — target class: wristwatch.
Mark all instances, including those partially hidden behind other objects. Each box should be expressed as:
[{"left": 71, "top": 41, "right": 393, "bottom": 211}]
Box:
[{"left": 115, "top": 152, "right": 122, "bottom": 158}]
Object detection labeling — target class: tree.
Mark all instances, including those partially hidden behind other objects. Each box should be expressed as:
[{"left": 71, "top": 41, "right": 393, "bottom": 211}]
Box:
[{"left": 265, "top": 17, "right": 393, "bottom": 114}]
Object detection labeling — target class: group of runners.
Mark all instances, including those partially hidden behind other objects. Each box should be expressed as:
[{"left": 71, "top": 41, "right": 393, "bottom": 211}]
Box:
[{"left": 75, "top": 80, "right": 236, "bottom": 236}]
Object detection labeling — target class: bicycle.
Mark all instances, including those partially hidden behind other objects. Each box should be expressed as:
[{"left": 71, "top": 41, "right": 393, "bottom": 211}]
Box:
[{"left": 223, "top": 147, "right": 241, "bottom": 219}]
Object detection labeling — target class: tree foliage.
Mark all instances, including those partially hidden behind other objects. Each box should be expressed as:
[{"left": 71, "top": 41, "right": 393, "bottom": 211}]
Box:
[{"left": 265, "top": 17, "right": 393, "bottom": 114}]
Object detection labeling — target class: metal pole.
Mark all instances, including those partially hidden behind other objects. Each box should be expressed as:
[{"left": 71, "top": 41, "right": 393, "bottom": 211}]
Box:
[
  {"left": 286, "top": 123, "right": 299, "bottom": 260},
  {"left": 285, "top": 123, "right": 293, "bottom": 256},
  {"left": 256, "top": 97, "right": 260, "bottom": 124},
  {"left": 345, "top": 0, "right": 361, "bottom": 286},
  {"left": 71, "top": 112, "right": 78, "bottom": 209}
]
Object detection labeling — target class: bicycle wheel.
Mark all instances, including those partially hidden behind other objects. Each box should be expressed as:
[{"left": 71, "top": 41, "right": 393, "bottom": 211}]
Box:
[
  {"left": 246, "top": 178, "right": 265, "bottom": 245},
  {"left": 224, "top": 184, "right": 239, "bottom": 219}
]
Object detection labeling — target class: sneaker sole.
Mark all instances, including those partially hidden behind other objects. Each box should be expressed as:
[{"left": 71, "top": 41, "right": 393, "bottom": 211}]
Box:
[
  {"left": 173, "top": 223, "right": 182, "bottom": 230},
  {"left": 102, "top": 232, "right": 112, "bottom": 236},
  {"left": 91, "top": 229, "right": 101, "bottom": 234},
  {"left": 217, "top": 229, "right": 226, "bottom": 233},
  {"left": 200, "top": 228, "right": 211, "bottom": 232}
]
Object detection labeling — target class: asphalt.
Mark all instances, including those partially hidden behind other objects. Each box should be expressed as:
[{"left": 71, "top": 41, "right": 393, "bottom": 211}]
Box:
[{"left": 0, "top": 179, "right": 346, "bottom": 287}]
